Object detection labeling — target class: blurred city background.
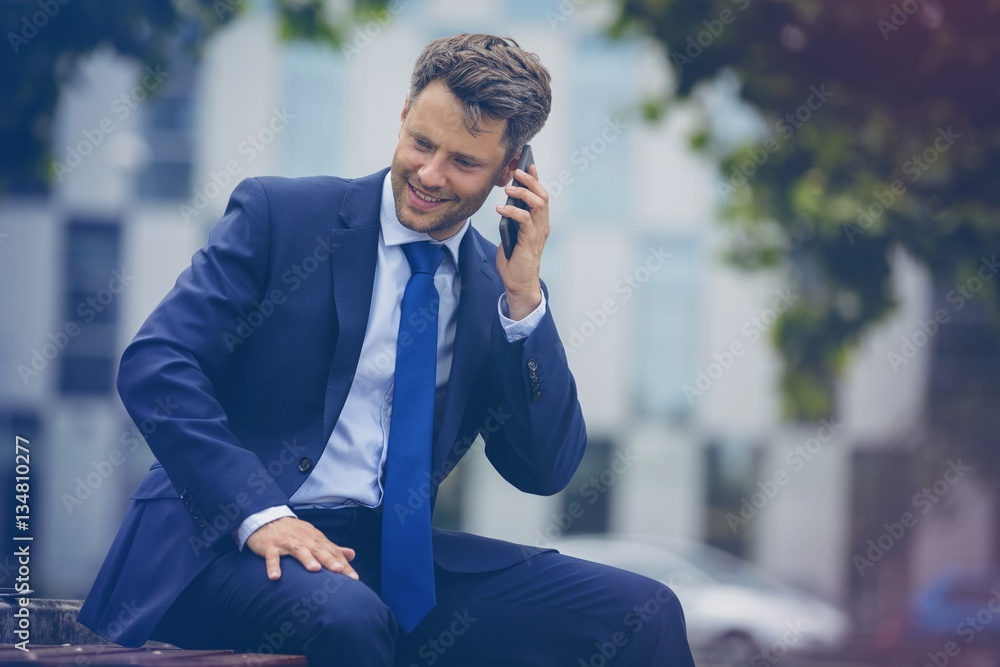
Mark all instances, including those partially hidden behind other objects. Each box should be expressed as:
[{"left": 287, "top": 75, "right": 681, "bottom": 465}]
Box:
[{"left": 2, "top": 0, "right": 999, "bottom": 664}]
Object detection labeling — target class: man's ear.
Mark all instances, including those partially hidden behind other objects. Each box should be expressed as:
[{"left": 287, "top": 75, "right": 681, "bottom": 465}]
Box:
[
  {"left": 400, "top": 92, "right": 410, "bottom": 124},
  {"left": 494, "top": 149, "right": 522, "bottom": 187}
]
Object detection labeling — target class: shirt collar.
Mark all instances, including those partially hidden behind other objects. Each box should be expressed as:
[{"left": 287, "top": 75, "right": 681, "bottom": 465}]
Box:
[{"left": 380, "top": 170, "right": 468, "bottom": 269}]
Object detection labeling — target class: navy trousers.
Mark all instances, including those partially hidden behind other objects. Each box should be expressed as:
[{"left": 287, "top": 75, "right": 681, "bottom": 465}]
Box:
[{"left": 155, "top": 507, "right": 696, "bottom": 666}]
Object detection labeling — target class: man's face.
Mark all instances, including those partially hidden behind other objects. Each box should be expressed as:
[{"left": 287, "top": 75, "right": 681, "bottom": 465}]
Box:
[{"left": 391, "top": 79, "right": 518, "bottom": 240}]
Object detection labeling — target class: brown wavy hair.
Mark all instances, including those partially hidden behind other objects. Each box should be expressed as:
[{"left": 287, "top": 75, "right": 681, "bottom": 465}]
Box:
[{"left": 409, "top": 33, "right": 552, "bottom": 163}]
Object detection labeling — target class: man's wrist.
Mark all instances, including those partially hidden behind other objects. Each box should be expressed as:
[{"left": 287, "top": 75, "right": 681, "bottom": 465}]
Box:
[
  {"left": 505, "top": 284, "right": 542, "bottom": 321},
  {"left": 235, "top": 505, "right": 296, "bottom": 550}
]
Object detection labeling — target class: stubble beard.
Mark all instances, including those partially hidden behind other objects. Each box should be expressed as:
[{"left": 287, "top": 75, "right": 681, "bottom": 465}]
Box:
[{"left": 390, "top": 163, "right": 500, "bottom": 238}]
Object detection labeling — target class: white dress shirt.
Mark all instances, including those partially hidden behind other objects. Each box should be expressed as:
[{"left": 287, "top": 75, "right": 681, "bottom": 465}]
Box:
[{"left": 235, "top": 172, "right": 546, "bottom": 548}]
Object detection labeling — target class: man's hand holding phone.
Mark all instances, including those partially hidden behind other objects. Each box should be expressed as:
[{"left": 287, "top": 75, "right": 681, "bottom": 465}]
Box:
[{"left": 496, "top": 150, "right": 549, "bottom": 321}]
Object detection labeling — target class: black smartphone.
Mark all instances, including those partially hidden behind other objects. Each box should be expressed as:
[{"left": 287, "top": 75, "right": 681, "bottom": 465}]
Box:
[{"left": 499, "top": 145, "right": 535, "bottom": 260}]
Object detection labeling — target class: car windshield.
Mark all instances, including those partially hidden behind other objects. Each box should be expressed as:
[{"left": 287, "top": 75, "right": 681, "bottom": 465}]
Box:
[
  {"left": 558, "top": 537, "right": 807, "bottom": 596},
  {"left": 669, "top": 542, "right": 797, "bottom": 594}
]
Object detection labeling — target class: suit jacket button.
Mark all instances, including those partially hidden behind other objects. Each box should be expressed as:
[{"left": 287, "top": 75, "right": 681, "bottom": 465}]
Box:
[
  {"left": 532, "top": 390, "right": 542, "bottom": 401},
  {"left": 527, "top": 359, "right": 538, "bottom": 371},
  {"left": 299, "top": 457, "right": 313, "bottom": 473},
  {"left": 198, "top": 518, "right": 207, "bottom": 528}
]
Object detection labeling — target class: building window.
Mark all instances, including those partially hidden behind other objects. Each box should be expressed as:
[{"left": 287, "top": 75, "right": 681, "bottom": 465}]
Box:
[
  {"left": 569, "top": 36, "right": 635, "bottom": 221},
  {"left": 703, "top": 440, "right": 762, "bottom": 559},
  {"left": 633, "top": 237, "right": 701, "bottom": 419},
  {"left": 136, "top": 57, "right": 196, "bottom": 201},
  {"left": 559, "top": 438, "right": 614, "bottom": 536},
  {"left": 281, "top": 44, "right": 345, "bottom": 177},
  {"left": 58, "top": 220, "right": 121, "bottom": 396}
]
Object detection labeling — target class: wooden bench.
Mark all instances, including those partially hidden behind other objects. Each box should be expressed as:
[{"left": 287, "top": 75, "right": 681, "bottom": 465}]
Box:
[{"left": 0, "top": 598, "right": 307, "bottom": 666}]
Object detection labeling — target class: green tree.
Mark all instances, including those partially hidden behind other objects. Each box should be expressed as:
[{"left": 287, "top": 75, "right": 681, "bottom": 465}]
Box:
[
  {"left": 1, "top": 0, "right": 385, "bottom": 194},
  {"left": 610, "top": 0, "right": 1000, "bottom": 422},
  {"left": 611, "top": 0, "right": 1000, "bottom": 584}
]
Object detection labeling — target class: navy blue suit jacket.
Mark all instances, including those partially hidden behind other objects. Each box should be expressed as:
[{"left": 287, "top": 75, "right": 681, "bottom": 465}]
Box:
[{"left": 78, "top": 168, "right": 587, "bottom": 647}]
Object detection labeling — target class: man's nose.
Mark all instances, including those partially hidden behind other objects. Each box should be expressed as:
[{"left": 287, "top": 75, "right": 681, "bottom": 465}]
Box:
[{"left": 417, "top": 153, "right": 447, "bottom": 190}]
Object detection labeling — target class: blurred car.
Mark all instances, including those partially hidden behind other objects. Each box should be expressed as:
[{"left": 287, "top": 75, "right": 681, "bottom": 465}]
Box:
[
  {"left": 875, "top": 567, "right": 1000, "bottom": 653},
  {"left": 554, "top": 534, "right": 850, "bottom": 666}
]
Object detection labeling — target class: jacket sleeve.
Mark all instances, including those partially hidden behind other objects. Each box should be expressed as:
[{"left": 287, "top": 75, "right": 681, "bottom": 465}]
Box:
[
  {"left": 484, "top": 290, "right": 588, "bottom": 496},
  {"left": 117, "top": 178, "right": 290, "bottom": 546}
]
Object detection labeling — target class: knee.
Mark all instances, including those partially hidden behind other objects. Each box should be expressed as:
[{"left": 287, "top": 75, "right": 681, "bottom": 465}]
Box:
[
  {"left": 299, "top": 582, "right": 397, "bottom": 656},
  {"left": 627, "top": 578, "right": 686, "bottom": 631}
]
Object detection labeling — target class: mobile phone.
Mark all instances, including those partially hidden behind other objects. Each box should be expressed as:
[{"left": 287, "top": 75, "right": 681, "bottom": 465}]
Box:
[{"left": 499, "top": 145, "right": 535, "bottom": 260}]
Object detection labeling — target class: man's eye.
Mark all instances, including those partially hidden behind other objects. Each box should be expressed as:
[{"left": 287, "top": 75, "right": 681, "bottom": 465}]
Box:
[
  {"left": 457, "top": 159, "right": 475, "bottom": 168},
  {"left": 415, "top": 139, "right": 431, "bottom": 149}
]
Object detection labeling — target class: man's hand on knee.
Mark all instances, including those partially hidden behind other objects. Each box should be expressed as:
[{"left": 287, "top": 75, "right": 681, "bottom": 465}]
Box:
[{"left": 246, "top": 517, "right": 359, "bottom": 582}]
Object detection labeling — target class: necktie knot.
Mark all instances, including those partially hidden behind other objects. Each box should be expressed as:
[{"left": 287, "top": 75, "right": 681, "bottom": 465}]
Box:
[{"left": 402, "top": 241, "right": 447, "bottom": 276}]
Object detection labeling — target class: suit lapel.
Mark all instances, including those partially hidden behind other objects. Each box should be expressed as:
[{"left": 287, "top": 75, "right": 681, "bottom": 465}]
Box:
[
  {"left": 320, "top": 172, "right": 499, "bottom": 471},
  {"left": 322, "top": 170, "right": 386, "bottom": 440},
  {"left": 432, "top": 230, "right": 499, "bottom": 473}
]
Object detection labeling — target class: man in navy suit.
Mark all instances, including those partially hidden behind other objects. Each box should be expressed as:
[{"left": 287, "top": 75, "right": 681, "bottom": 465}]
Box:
[{"left": 79, "top": 33, "right": 695, "bottom": 665}]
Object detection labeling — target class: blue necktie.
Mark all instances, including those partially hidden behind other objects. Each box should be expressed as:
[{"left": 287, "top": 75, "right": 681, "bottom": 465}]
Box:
[{"left": 381, "top": 241, "right": 447, "bottom": 632}]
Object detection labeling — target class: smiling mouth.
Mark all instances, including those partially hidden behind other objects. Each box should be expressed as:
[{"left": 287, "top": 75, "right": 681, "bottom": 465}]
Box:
[{"left": 409, "top": 182, "right": 450, "bottom": 204}]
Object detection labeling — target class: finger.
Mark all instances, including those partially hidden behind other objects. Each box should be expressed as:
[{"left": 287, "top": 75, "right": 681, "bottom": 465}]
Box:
[
  {"left": 495, "top": 203, "right": 533, "bottom": 227},
  {"left": 503, "top": 182, "right": 545, "bottom": 210},
  {"left": 331, "top": 547, "right": 359, "bottom": 579},
  {"left": 317, "top": 549, "right": 359, "bottom": 580},
  {"left": 291, "top": 545, "right": 323, "bottom": 573},
  {"left": 515, "top": 167, "right": 549, "bottom": 203},
  {"left": 318, "top": 549, "right": 344, "bottom": 573},
  {"left": 265, "top": 550, "right": 282, "bottom": 581},
  {"left": 335, "top": 549, "right": 360, "bottom": 580}
]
